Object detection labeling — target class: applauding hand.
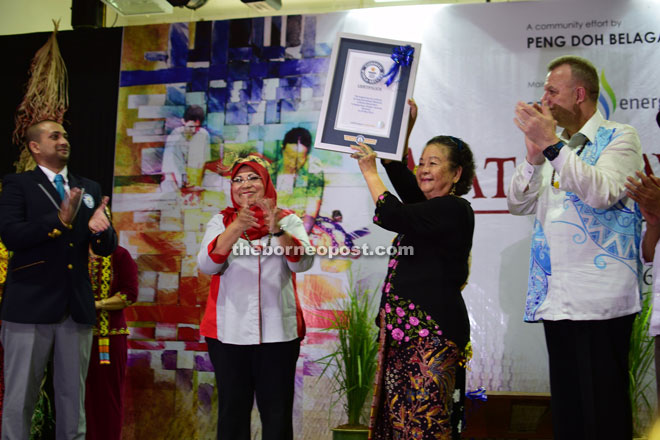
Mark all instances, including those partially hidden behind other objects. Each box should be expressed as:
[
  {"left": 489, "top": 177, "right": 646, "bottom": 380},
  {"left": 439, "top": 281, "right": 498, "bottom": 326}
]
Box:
[
  {"left": 59, "top": 187, "right": 83, "bottom": 225},
  {"left": 88, "top": 196, "right": 111, "bottom": 234},
  {"left": 235, "top": 194, "right": 260, "bottom": 232},
  {"left": 626, "top": 171, "right": 660, "bottom": 225},
  {"left": 254, "top": 198, "right": 284, "bottom": 234},
  {"left": 514, "top": 101, "right": 559, "bottom": 150}
]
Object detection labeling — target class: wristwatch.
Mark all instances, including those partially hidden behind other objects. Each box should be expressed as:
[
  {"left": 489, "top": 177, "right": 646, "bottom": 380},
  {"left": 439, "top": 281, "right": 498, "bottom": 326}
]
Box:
[
  {"left": 542, "top": 140, "right": 565, "bottom": 161},
  {"left": 272, "top": 229, "right": 285, "bottom": 237}
]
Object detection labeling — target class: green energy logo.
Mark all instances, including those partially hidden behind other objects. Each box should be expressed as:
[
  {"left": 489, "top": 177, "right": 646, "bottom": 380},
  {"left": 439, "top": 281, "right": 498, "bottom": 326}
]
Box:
[{"left": 599, "top": 70, "right": 616, "bottom": 119}]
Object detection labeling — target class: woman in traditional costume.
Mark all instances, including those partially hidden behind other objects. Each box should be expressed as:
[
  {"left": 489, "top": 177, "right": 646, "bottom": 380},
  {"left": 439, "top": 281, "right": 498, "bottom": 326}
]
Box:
[{"left": 353, "top": 101, "right": 476, "bottom": 439}]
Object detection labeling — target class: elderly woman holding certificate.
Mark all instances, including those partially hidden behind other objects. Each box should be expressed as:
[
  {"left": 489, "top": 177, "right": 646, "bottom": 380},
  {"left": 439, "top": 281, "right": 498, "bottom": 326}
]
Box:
[
  {"left": 351, "top": 100, "right": 476, "bottom": 439},
  {"left": 197, "top": 157, "right": 314, "bottom": 440}
]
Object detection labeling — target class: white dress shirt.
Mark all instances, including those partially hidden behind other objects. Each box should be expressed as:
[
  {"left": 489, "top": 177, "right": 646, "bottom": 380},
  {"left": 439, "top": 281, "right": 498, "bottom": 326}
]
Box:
[
  {"left": 507, "top": 110, "right": 643, "bottom": 322},
  {"left": 39, "top": 165, "right": 70, "bottom": 196}
]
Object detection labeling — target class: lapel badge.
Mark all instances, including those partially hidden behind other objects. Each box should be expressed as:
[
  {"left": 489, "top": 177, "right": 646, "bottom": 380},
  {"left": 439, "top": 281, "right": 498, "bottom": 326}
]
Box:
[{"left": 83, "top": 193, "right": 95, "bottom": 209}]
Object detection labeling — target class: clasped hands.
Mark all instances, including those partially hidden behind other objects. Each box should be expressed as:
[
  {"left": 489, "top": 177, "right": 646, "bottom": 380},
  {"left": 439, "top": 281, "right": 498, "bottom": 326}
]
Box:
[
  {"left": 513, "top": 100, "right": 560, "bottom": 165},
  {"left": 59, "top": 188, "right": 111, "bottom": 234},
  {"left": 235, "top": 194, "right": 283, "bottom": 235}
]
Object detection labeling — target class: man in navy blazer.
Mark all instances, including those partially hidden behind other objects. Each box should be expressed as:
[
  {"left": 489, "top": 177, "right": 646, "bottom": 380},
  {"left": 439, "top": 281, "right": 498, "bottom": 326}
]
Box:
[{"left": 0, "top": 120, "right": 117, "bottom": 440}]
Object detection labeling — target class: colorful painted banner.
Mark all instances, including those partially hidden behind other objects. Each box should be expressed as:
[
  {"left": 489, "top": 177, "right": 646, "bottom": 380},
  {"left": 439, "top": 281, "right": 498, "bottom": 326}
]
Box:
[{"left": 113, "top": 1, "right": 660, "bottom": 437}]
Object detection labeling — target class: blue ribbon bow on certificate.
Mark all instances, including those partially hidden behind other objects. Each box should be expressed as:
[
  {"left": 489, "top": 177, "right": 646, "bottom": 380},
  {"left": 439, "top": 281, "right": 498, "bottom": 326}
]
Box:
[
  {"left": 382, "top": 45, "right": 415, "bottom": 86},
  {"left": 466, "top": 387, "right": 488, "bottom": 402}
]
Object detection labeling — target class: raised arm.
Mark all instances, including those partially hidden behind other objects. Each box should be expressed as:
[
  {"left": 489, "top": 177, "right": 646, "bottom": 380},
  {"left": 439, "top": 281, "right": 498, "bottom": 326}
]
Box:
[
  {"left": 88, "top": 192, "right": 117, "bottom": 257},
  {"left": 383, "top": 161, "right": 425, "bottom": 204},
  {"left": 506, "top": 156, "right": 545, "bottom": 216},
  {"left": 381, "top": 98, "right": 425, "bottom": 203},
  {"left": 197, "top": 215, "right": 231, "bottom": 275}
]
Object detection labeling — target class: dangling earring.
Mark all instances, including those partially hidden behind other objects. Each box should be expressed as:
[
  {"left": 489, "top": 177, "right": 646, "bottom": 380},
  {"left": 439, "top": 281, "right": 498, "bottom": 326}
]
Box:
[{"left": 449, "top": 183, "right": 456, "bottom": 196}]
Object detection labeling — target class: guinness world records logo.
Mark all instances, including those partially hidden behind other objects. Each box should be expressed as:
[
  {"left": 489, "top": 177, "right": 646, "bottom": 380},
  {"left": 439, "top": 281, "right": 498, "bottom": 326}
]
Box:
[{"left": 360, "top": 61, "right": 385, "bottom": 84}]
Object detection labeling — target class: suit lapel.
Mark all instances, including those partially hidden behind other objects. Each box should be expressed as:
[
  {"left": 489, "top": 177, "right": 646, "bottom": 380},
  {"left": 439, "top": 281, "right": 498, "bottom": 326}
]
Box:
[
  {"left": 30, "top": 167, "right": 62, "bottom": 208},
  {"left": 66, "top": 172, "right": 94, "bottom": 227},
  {"left": 68, "top": 172, "right": 95, "bottom": 211},
  {"left": 68, "top": 172, "right": 81, "bottom": 192}
]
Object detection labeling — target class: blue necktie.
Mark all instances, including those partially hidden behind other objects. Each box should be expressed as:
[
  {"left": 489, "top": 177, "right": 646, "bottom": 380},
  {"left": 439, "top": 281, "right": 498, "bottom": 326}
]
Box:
[{"left": 54, "top": 174, "right": 66, "bottom": 201}]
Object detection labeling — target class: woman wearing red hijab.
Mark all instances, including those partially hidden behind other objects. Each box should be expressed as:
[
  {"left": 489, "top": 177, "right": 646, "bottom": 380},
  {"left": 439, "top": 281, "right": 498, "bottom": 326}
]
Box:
[{"left": 197, "top": 157, "right": 314, "bottom": 440}]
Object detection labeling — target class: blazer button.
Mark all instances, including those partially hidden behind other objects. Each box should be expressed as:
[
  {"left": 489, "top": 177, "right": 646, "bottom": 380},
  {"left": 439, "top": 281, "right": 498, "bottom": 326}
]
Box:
[
  {"left": 69, "top": 243, "right": 74, "bottom": 247},
  {"left": 67, "top": 264, "right": 73, "bottom": 270}
]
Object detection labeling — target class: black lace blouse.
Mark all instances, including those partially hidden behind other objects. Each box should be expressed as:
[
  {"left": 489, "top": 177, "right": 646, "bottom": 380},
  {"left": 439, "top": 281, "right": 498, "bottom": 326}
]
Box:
[{"left": 374, "top": 160, "right": 475, "bottom": 350}]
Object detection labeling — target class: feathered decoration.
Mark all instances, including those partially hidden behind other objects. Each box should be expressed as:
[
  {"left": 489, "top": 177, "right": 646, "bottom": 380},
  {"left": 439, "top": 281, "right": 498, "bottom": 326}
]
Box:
[{"left": 12, "top": 19, "right": 69, "bottom": 173}]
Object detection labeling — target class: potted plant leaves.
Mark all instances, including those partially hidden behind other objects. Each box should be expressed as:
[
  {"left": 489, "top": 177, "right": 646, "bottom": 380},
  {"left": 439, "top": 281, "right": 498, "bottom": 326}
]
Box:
[{"left": 318, "top": 272, "right": 380, "bottom": 440}]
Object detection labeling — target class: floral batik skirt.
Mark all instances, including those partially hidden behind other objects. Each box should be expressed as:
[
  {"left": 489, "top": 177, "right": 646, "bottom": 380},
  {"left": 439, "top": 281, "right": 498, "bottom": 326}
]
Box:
[{"left": 369, "top": 326, "right": 466, "bottom": 440}]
